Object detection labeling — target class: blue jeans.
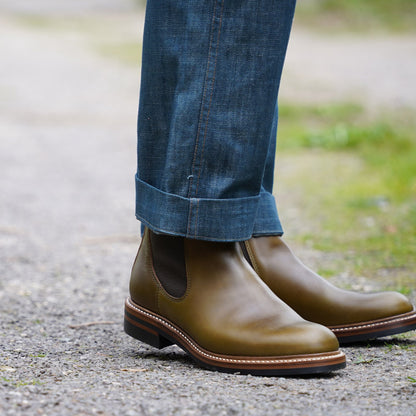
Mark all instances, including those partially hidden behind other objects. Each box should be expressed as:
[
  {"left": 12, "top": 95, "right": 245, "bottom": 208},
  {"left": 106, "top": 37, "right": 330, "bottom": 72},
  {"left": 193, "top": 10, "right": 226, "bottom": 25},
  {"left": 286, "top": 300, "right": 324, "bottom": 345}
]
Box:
[{"left": 136, "top": 0, "right": 296, "bottom": 241}]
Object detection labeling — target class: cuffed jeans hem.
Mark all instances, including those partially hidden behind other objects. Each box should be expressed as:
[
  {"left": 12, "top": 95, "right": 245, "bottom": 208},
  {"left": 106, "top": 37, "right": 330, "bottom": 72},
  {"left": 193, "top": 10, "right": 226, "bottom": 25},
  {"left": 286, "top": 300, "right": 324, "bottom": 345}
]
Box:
[
  {"left": 135, "top": 175, "right": 283, "bottom": 242},
  {"left": 251, "top": 191, "right": 284, "bottom": 238}
]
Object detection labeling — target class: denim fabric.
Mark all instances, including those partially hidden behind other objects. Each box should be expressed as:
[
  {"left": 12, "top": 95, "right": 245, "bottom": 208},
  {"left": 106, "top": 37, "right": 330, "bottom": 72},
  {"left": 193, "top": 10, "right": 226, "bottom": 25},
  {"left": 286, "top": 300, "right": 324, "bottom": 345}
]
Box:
[{"left": 136, "top": 0, "right": 296, "bottom": 241}]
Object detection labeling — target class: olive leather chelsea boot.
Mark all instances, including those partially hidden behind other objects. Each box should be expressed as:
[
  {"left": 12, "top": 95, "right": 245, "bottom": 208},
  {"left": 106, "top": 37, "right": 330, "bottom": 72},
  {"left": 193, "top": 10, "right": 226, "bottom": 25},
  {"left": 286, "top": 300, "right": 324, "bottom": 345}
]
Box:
[
  {"left": 124, "top": 229, "right": 346, "bottom": 376},
  {"left": 241, "top": 236, "right": 416, "bottom": 344}
]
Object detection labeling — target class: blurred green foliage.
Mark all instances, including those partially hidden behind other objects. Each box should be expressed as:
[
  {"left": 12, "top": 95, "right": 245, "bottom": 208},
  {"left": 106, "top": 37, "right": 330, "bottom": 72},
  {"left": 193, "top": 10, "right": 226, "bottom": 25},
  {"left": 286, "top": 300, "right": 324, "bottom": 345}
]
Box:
[
  {"left": 277, "top": 103, "right": 416, "bottom": 283},
  {"left": 134, "top": 0, "right": 416, "bottom": 32},
  {"left": 296, "top": 0, "right": 416, "bottom": 32}
]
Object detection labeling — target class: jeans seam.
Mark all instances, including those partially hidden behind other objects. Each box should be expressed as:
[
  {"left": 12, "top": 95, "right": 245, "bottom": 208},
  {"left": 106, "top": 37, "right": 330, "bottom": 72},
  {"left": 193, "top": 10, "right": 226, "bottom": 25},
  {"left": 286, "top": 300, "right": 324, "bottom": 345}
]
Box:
[
  {"left": 187, "top": 0, "right": 225, "bottom": 197},
  {"left": 187, "top": 1, "right": 218, "bottom": 202},
  {"left": 194, "top": 0, "right": 225, "bottom": 200},
  {"left": 187, "top": 0, "right": 225, "bottom": 237}
]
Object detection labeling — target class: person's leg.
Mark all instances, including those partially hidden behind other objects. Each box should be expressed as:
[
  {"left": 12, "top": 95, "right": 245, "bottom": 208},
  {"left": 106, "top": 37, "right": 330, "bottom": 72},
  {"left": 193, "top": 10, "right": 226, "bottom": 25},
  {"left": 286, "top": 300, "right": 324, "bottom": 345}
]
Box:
[
  {"left": 126, "top": 0, "right": 346, "bottom": 375},
  {"left": 135, "top": 0, "right": 294, "bottom": 241}
]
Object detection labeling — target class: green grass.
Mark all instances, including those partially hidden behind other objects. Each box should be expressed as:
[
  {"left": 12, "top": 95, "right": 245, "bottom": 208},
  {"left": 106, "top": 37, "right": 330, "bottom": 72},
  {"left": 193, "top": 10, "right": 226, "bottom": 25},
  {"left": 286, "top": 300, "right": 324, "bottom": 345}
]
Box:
[
  {"left": 28, "top": 353, "right": 47, "bottom": 358},
  {"left": 1, "top": 376, "right": 44, "bottom": 388},
  {"left": 276, "top": 103, "right": 416, "bottom": 284},
  {"left": 384, "top": 340, "right": 415, "bottom": 352},
  {"left": 296, "top": 0, "right": 416, "bottom": 32},
  {"left": 354, "top": 353, "right": 377, "bottom": 365}
]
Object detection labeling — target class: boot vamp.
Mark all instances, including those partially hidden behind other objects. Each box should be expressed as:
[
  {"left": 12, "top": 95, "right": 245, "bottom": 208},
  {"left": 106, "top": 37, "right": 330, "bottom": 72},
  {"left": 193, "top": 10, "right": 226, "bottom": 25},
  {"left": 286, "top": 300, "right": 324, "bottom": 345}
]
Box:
[
  {"left": 158, "top": 239, "right": 339, "bottom": 356},
  {"left": 249, "top": 236, "right": 414, "bottom": 326}
]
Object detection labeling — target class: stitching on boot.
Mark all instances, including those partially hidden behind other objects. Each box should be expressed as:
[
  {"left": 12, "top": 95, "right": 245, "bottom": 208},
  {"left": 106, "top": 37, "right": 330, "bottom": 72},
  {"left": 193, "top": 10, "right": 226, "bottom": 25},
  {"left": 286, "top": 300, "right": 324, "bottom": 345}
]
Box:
[
  {"left": 127, "top": 298, "right": 345, "bottom": 365},
  {"left": 245, "top": 241, "right": 261, "bottom": 275}
]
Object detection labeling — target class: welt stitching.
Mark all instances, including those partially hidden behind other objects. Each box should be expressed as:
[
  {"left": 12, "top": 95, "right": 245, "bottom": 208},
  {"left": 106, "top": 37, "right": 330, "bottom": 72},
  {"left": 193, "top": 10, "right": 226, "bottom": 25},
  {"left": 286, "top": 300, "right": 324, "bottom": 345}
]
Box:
[
  {"left": 330, "top": 313, "right": 416, "bottom": 332},
  {"left": 195, "top": 0, "right": 225, "bottom": 199},
  {"left": 127, "top": 299, "right": 344, "bottom": 365}
]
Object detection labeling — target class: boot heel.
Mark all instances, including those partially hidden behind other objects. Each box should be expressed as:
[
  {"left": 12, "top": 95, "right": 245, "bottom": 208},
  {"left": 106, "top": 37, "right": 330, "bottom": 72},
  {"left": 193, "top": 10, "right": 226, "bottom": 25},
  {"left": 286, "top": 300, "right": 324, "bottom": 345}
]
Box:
[{"left": 124, "top": 314, "right": 173, "bottom": 349}]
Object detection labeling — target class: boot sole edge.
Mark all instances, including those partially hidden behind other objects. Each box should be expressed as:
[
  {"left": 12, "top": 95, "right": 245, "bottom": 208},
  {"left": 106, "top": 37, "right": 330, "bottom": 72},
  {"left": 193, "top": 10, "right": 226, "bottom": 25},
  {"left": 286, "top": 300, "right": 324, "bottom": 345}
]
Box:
[
  {"left": 124, "top": 297, "right": 346, "bottom": 376},
  {"left": 329, "top": 310, "right": 416, "bottom": 344}
]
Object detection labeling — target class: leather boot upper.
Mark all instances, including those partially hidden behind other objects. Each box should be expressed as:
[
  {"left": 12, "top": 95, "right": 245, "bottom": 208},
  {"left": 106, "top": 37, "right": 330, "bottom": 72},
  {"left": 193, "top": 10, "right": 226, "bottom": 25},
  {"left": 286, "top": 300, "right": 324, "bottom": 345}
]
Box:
[
  {"left": 130, "top": 230, "right": 340, "bottom": 356},
  {"left": 244, "top": 236, "right": 414, "bottom": 326}
]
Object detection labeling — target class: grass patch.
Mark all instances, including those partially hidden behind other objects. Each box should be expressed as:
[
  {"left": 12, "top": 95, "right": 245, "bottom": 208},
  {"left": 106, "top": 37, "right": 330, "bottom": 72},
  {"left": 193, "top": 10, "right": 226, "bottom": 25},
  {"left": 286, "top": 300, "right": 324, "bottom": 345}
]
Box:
[
  {"left": 296, "top": 0, "right": 416, "bottom": 33},
  {"left": 1, "top": 376, "right": 44, "bottom": 388},
  {"left": 276, "top": 103, "right": 416, "bottom": 283},
  {"left": 354, "top": 353, "right": 377, "bottom": 365},
  {"left": 28, "top": 353, "right": 47, "bottom": 358}
]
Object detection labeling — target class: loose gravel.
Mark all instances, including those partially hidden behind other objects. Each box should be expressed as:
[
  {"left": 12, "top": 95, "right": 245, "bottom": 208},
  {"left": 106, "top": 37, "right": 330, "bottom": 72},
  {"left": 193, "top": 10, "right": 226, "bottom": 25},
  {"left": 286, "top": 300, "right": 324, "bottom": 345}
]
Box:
[{"left": 1, "top": 2, "right": 415, "bottom": 415}]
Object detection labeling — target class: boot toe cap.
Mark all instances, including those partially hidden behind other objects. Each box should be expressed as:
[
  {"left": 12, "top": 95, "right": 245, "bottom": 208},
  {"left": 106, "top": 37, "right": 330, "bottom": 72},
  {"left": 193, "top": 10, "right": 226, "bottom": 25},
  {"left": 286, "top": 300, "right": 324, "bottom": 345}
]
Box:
[
  {"left": 368, "top": 291, "right": 415, "bottom": 320},
  {"left": 280, "top": 321, "right": 340, "bottom": 356}
]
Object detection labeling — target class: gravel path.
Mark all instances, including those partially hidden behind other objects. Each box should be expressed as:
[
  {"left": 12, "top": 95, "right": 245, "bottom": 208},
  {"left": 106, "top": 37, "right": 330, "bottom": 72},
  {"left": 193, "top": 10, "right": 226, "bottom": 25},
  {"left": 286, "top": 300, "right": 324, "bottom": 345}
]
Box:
[
  {"left": 281, "top": 28, "right": 416, "bottom": 109},
  {"left": 1, "top": 2, "right": 415, "bottom": 415}
]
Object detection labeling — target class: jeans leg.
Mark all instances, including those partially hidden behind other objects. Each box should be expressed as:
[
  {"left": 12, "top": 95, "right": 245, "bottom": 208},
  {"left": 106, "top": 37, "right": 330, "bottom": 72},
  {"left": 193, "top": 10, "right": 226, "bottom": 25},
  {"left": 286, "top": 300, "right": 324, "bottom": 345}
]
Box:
[
  {"left": 136, "top": 0, "right": 296, "bottom": 241},
  {"left": 252, "top": 102, "right": 283, "bottom": 237}
]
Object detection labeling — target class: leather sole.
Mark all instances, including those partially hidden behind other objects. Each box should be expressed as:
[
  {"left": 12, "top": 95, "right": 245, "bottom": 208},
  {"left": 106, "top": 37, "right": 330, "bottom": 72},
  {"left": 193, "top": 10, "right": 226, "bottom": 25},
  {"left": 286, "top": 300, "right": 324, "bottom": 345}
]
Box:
[
  {"left": 124, "top": 297, "right": 346, "bottom": 376},
  {"left": 329, "top": 310, "right": 416, "bottom": 344}
]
